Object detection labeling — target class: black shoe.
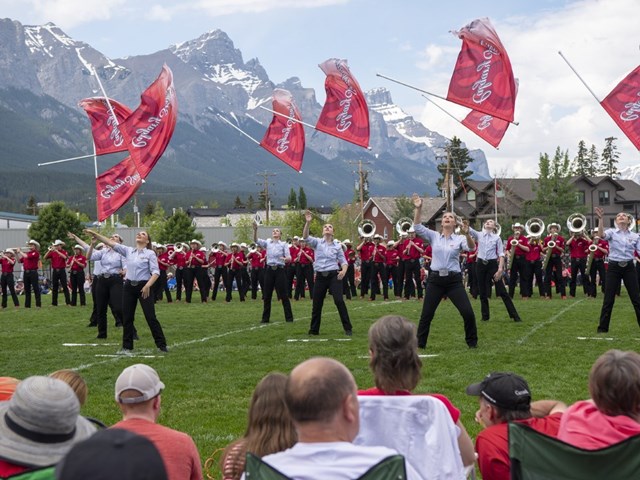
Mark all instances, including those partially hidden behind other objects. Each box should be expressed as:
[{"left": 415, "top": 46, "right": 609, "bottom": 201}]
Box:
[
  {"left": 261, "top": 320, "right": 270, "bottom": 324},
  {"left": 482, "top": 317, "right": 490, "bottom": 322},
  {"left": 115, "top": 323, "right": 123, "bottom": 328},
  {"left": 597, "top": 328, "right": 608, "bottom": 333},
  {"left": 158, "top": 346, "right": 168, "bottom": 353},
  {"left": 308, "top": 330, "right": 319, "bottom": 336},
  {"left": 96, "top": 334, "right": 107, "bottom": 339},
  {"left": 86, "top": 323, "right": 97, "bottom": 327},
  {"left": 513, "top": 317, "right": 522, "bottom": 322},
  {"left": 468, "top": 343, "right": 478, "bottom": 349},
  {"left": 344, "top": 330, "right": 353, "bottom": 336},
  {"left": 286, "top": 319, "right": 294, "bottom": 323}
]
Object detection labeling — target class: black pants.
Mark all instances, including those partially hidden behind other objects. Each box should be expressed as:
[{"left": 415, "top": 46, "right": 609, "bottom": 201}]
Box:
[
  {"left": 343, "top": 263, "right": 357, "bottom": 299},
  {"left": 370, "top": 263, "right": 388, "bottom": 300},
  {"left": 250, "top": 267, "right": 264, "bottom": 300},
  {"left": 589, "top": 259, "right": 606, "bottom": 297},
  {"left": 122, "top": 281, "right": 167, "bottom": 350},
  {"left": 476, "top": 260, "right": 519, "bottom": 321},
  {"left": 23, "top": 269, "right": 41, "bottom": 308},
  {"left": 226, "top": 269, "right": 245, "bottom": 301},
  {"left": 467, "top": 262, "right": 478, "bottom": 298},
  {"left": 286, "top": 264, "right": 296, "bottom": 298},
  {"left": 96, "top": 275, "right": 124, "bottom": 337},
  {"left": 544, "top": 256, "right": 566, "bottom": 297},
  {"left": 295, "top": 264, "right": 314, "bottom": 300},
  {"left": 174, "top": 267, "right": 185, "bottom": 301},
  {"left": 211, "top": 266, "right": 229, "bottom": 300},
  {"left": 184, "top": 266, "right": 207, "bottom": 303},
  {"left": 508, "top": 256, "right": 527, "bottom": 298},
  {"left": 404, "top": 259, "right": 423, "bottom": 299},
  {"left": 417, "top": 272, "right": 477, "bottom": 348},
  {"left": 51, "top": 268, "right": 71, "bottom": 306},
  {"left": 570, "top": 257, "right": 590, "bottom": 297},
  {"left": 309, "top": 271, "right": 352, "bottom": 334},
  {"left": 360, "top": 261, "right": 372, "bottom": 297},
  {"left": 598, "top": 261, "right": 640, "bottom": 332},
  {"left": 154, "top": 270, "right": 173, "bottom": 303},
  {"left": 70, "top": 270, "right": 86, "bottom": 306},
  {"left": 262, "top": 266, "right": 293, "bottom": 323},
  {"left": 1, "top": 273, "right": 19, "bottom": 307},
  {"left": 524, "top": 260, "right": 544, "bottom": 297}
]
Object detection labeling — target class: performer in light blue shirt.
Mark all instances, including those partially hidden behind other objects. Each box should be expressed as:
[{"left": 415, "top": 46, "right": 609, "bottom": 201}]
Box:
[
  {"left": 595, "top": 208, "right": 640, "bottom": 333},
  {"left": 411, "top": 193, "right": 477, "bottom": 349},
  {"left": 303, "top": 210, "right": 352, "bottom": 336}
]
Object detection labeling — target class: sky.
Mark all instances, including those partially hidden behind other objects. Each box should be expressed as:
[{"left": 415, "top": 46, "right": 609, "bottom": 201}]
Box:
[{"left": 1, "top": 0, "right": 639, "bottom": 179}]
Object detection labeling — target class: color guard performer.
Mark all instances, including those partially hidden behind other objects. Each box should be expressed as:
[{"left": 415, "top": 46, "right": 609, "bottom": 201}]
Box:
[
  {"left": 44, "top": 239, "right": 71, "bottom": 307},
  {"left": 411, "top": 194, "right": 478, "bottom": 349},
  {"left": 370, "top": 234, "right": 388, "bottom": 301},
  {"left": 294, "top": 239, "right": 314, "bottom": 301},
  {"left": 303, "top": 210, "right": 352, "bottom": 336},
  {"left": 240, "top": 243, "right": 252, "bottom": 299},
  {"left": 253, "top": 223, "right": 293, "bottom": 323},
  {"left": 1, "top": 249, "right": 19, "bottom": 308},
  {"left": 588, "top": 230, "right": 608, "bottom": 298},
  {"left": 595, "top": 208, "right": 640, "bottom": 333},
  {"left": 342, "top": 239, "right": 357, "bottom": 299},
  {"left": 567, "top": 230, "right": 591, "bottom": 297},
  {"left": 505, "top": 223, "right": 530, "bottom": 299},
  {"left": 67, "top": 244, "right": 87, "bottom": 306},
  {"left": 16, "top": 240, "right": 41, "bottom": 308},
  {"left": 542, "top": 223, "right": 566, "bottom": 299}
]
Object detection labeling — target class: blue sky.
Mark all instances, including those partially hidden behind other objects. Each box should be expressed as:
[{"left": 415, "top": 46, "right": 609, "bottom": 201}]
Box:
[{"left": 1, "top": 0, "right": 638, "bottom": 177}]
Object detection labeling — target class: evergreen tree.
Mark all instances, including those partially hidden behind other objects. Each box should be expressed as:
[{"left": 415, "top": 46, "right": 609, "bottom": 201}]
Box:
[
  {"left": 586, "top": 144, "right": 599, "bottom": 177},
  {"left": 234, "top": 195, "right": 244, "bottom": 209},
  {"left": 298, "top": 187, "right": 307, "bottom": 209},
  {"left": 143, "top": 202, "right": 155, "bottom": 217},
  {"left": 257, "top": 190, "right": 267, "bottom": 210},
  {"left": 287, "top": 188, "right": 298, "bottom": 209},
  {"left": 28, "top": 201, "right": 85, "bottom": 249},
  {"left": 572, "top": 140, "right": 590, "bottom": 176},
  {"left": 436, "top": 137, "right": 474, "bottom": 194},
  {"left": 393, "top": 196, "right": 415, "bottom": 224},
  {"left": 600, "top": 136, "right": 620, "bottom": 177},
  {"left": 25, "top": 196, "right": 38, "bottom": 216},
  {"left": 158, "top": 211, "right": 202, "bottom": 245},
  {"left": 142, "top": 202, "right": 167, "bottom": 240},
  {"left": 247, "top": 195, "right": 255, "bottom": 210}
]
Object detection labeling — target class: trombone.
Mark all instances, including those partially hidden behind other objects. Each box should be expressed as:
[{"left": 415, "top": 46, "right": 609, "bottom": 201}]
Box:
[
  {"left": 507, "top": 237, "right": 519, "bottom": 270},
  {"left": 358, "top": 220, "right": 376, "bottom": 238}
]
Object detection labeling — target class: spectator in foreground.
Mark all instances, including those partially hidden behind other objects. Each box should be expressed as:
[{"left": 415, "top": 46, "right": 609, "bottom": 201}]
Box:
[
  {"left": 111, "top": 363, "right": 202, "bottom": 480},
  {"left": 49, "top": 369, "right": 88, "bottom": 407},
  {"left": 0, "top": 376, "right": 20, "bottom": 401},
  {"left": 219, "top": 373, "right": 296, "bottom": 480},
  {"left": 0, "top": 376, "right": 96, "bottom": 476},
  {"left": 466, "top": 372, "right": 566, "bottom": 480},
  {"left": 56, "top": 428, "right": 168, "bottom": 480},
  {"left": 358, "top": 315, "right": 476, "bottom": 467},
  {"left": 558, "top": 349, "right": 640, "bottom": 449},
  {"left": 257, "top": 357, "right": 420, "bottom": 480}
]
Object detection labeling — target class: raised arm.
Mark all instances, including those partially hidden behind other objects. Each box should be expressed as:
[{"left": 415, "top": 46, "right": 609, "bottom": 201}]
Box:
[
  {"left": 84, "top": 229, "right": 117, "bottom": 248},
  {"left": 412, "top": 193, "right": 422, "bottom": 225},
  {"left": 303, "top": 210, "right": 312, "bottom": 239}
]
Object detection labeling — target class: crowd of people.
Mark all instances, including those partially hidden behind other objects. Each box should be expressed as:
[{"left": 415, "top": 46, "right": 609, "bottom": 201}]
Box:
[{"left": 1, "top": 315, "right": 639, "bottom": 479}]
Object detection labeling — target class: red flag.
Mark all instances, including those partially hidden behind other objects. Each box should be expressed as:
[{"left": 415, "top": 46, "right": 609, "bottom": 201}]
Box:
[
  {"left": 96, "top": 157, "right": 142, "bottom": 221},
  {"left": 315, "top": 58, "right": 370, "bottom": 148},
  {"left": 259, "top": 89, "right": 305, "bottom": 171},
  {"left": 600, "top": 65, "right": 640, "bottom": 151},
  {"left": 122, "top": 64, "right": 178, "bottom": 179},
  {"left": 461, "top": 110, "right": 509, "bottom": 148},
  {"left": 447, "top": 18, "right": 517, "bottom": 123},
  {"left": 78, "top": 97, "right": 132, "bottom": 155}
]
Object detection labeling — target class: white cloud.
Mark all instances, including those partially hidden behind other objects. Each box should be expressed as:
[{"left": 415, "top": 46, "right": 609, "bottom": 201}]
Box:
[
  {"left": 26, "top": 0, "right": 128, "bottom": 27},
  {"left": 417, "top": 0, "right": 640, "bottom": 178},
  {"left": 192, "top": 0, "right": 350, "bottom": 16}
]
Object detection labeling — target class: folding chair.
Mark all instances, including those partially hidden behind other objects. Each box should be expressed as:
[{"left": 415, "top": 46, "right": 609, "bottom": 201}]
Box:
[
  {"left": 3, "top": 466, "right": 55, "bottom": 479},
  {"left": 354, "top": 395, "right": 466, "bottom": 480},
  {"left": 509, "top": 421, "right": 640, "bottom": 480},
  {"left": 244, "top": 452, "right": 406, "bottom": 480}
]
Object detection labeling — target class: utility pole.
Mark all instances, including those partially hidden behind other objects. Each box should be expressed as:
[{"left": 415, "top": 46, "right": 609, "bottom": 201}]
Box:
[
  {"left": 256, "top": 170, "right": 276, "bottom": 223},
  {"left": 349, "top": 159, "right": 371, "bottom": 216}
]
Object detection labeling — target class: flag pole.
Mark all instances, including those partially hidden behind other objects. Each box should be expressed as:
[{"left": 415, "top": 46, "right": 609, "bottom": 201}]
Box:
[
  {"left": 91, "top": 66, "right": 121, "bottom": 127},
  {"left": 377, "top": 73, "right": 449, "bottom": 102},
  {"left": 217, "top": 114, "right": 260, "bottom": 145},
  {"left": 422, "top": 95, "right": 465, "bottom": 126},
  {"left": 38, "top": 153, "right": 97, "bottom": 167},
  {"left": 494, "top": 177, "right": 498, "bottom": 223},
  {"left": 258, "top": 106, "right": 317, "bottom": 130},
  {"left": 557, "top": 51, "right": 601, "bottom": 103}
]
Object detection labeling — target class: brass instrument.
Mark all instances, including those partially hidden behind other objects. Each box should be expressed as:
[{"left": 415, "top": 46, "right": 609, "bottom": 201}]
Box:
[
  {"left": 525, "top": 218, "right": 545, "bottom": 239},
  {"left": 585, "top": 243, "right": 598, "bottom": 275},
  {"left": 395, "top": 217, "right": 413, "bottom": 236},
  {"left": 358, "top": 220, "right": 376, "bottom": 238},
  {"left": 173, "top": 243, "right": 184, "bottom": 253},
  {"left": 507, "top": 238, "right": 519, "bottom": 270},
  {"left": 567, "top": 213, "right": 587, "bottom": 235},
  {"left": 542, "top": 233, "right": 558, "bottom": 271}
]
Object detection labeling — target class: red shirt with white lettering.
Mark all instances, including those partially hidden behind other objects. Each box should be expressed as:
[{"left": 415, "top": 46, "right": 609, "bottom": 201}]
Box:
[
  {"left": 298, "top": 246, "right": 314, "bottom": 265},
  {"left": 358, "top": 241, "right": 375, "bottom": 262},
  {"left": 19, "top": 250, "right": 39, "bottom": 270},
  {"left": 568, "top": 237, "right": 590, "bottom": 259},
  {"left": 45, "top": 248, "right": 67, "bottom": 269},
  {"left": 67, "top": 254, "right": 87, "bottom": 271}
]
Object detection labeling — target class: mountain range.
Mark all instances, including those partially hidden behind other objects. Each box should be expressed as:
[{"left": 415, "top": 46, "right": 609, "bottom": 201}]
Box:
[{"left": 0, "top": 19, "right": 492, "bottom": 214}]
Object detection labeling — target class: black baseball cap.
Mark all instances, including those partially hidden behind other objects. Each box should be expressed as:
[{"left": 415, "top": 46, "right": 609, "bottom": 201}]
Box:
[{"left": 466, "top": 372, "right": 531, "bottom": 411}]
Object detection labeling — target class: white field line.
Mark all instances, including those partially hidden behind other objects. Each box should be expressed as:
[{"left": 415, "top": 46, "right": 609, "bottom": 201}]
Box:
[
  {"left": 517, "top": 300, "right": 584, "bottom": 345},
  {"left": 576, "top": 337, "right": 615, "bottom": 341},
  {"left": 63, "top": 343, "right": 119, "bottom": 347}
]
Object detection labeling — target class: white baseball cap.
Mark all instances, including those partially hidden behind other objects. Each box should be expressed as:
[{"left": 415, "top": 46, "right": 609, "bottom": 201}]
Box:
[{"left": 115, "top": 364, "right": 165, "bottom": 405}]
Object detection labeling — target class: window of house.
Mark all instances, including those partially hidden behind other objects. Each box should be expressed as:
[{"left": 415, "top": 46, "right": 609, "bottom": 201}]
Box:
[
  {"left": 598, "top": 190, "right": 610, "bottom": 206},
  {"left": 623, "top": 203, "right": 633, "bottom": 210},
  {"left": 467, "top": 190, "right": 476, "bottom": 201},
  {"left": 576, "top": 190, "right": 585, "bottom": 205}
]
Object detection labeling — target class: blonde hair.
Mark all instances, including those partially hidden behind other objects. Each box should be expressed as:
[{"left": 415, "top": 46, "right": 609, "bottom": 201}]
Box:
[{"left": 49, "top": 369, "right": 88, "bottom": 407}]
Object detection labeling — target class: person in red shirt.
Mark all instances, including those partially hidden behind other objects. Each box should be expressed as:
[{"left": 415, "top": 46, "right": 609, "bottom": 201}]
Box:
[
  {"left": 168, "top": 243, "right": 187, "bottom": 302},
  {"left": 465, "top": 244, "right": 478, "bottom": 299},
  {"left": 567, "top": 230, "right": 592, "bottom": 297},
  {"left": 211, "top": 242, "right": 230, "bottom": 301},
  {"left": 342, "top": 239, "right": 357, "bottom": 300},
  {"left": 400, "top": 228, "right": 424, "bottom": 300},
  {"left": 154, "top": 244, "right": 173, "bottom": 303},
  {"left": 369, "top": 234, "right": 388, "bottom": 301},
  {"left": 67, "top": 244, "right": 87, "bottom": 306},
  {"left": 226, "top": 243, "right": 246, "bottom": 302},
  {"left": 505, "top": 223, "right": 530, "bottom": 299},
  {"left": 184, "top": 240, "right": 207, "bottom": 303},
  {"left": 523, "top": 236, "right": 544, "bottom": 298},
  {"left": 385, "top": 240, "right": 401, "bottom": 298},
  {"left": 588, "top": 230, "right": 609, "bottom": 298},
  {"left": 1, "top": 249, "right": 19, "bottom": 308},
  {"left": 17, "top": 239, "right": 41, "bottom": 308},
  {"left": 286, "top": 237, "right": 300, "bottom": 299},
  {"left": 294, "top": 239, "right": 314, "bottom": 301},
  {"left": 247, "top": 244, "right": 265, "bottom": 300},
  {"left": 542, "top": 223, "right": 567, "bottom": 299},
  {"left": 357, "top": 236, "right": 375, "bottom": 299},
  {"left": 44, "top": 239, "right": 71, "bottom": 306},
  {"left": 466, "top": 372, "right": 567, "bottom": 480}
]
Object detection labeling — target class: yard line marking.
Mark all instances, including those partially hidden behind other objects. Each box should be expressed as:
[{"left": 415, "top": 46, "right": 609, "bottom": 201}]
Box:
[
  {"left": 286, "top": 338, "right": 354, "bottom": 343},
  {"left": 94, "top": 354, "right": 164, "bottom": 358},
  {"left": 517, "top": 300, "right": 584, "bottom": 345},
  {"left": 63, "top": 343, "right": 119, "bottom": 347},
  {"left": 576, "top": 336, "right": 615, "bottom": 341}
]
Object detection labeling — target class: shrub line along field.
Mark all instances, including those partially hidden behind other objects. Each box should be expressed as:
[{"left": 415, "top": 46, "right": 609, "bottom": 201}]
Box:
[{"left": 1, "top": 292, "right": 639, "bottom": 476}]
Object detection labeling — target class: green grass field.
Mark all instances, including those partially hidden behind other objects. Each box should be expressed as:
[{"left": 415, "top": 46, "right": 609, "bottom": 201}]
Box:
[{"left": 2, "top": 290, "right": 639, "bottom": 477}]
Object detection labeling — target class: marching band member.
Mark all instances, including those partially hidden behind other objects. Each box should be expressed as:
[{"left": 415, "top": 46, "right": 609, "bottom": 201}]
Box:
[
  {"left": 294, "top": 239, "right": 314, "bottom": 301},
  {"left": 505, "top": 223, "right": 530, "bottom": 299},
  {"left": 253, "top": 224, "right": 293, "bottom": 323},
  {"left": 16, "top": 240, "right": 41, "bottom": 308},
  {"left": 411, "top": 194, "right": 478, "bottom": 349},
  {"left": 85, "top": 228, "right": 168, "bottom": 353},
  {"left": 69, "top": 232, "right": 125, "bottom": 338},
  {"left": 588, "top": 229, "right": 608, "bottom": 298},
  {"left": 169, "top": 243, "right": 187, "bottom": 302},
  {"left": 67, "top": 245, "right": 87, "bottom": 307},
  {"left": 185, "top": 239, "right": 207, "bottom": 303},
  {"left": 542, "top": 223, "right": 567, "bottom": 299},
  {"left": 567, "top": 230, "right": 591, "bottom": 297},
  {"left": 524, "top": 236, "right": 544, "bottom": 298},
  {"left": 465, "top": 243, "right": 478, "bottom": 299},
  {"left": 303, "top": 210, "right": 352, "bottom": 336},
  {"left": 286, "top": 237, "right": 300, "bottom": 299},
  {"left": 1, "top": 249, "right": 19, "bottom": 308},
  {"left": 155, "top": 244, "right": 173, "bottom": 303},
  {"left": 247, "top": 244, "right": 265, "bottom": 300},
  {"left": 370, "top": 234, "right": 388, "bottom": 301},
  {"left": 44, "top": 239, "right": 71, "bottom": 307},
  {"left": 401, "top": 228, "right": 425, "bottom": 300},
  {"left": 211, "top": 242, "right": 230, "bottom": 301},
  {"left": 595, "top": 208, "right": 640, "bottom": 333},
  {"left": 342, "top": 239, "right": 357, "bottom": 300},
  {"left": 356, "top": 235, "right": 375, "bottom": 298},
  {"left": 240, "top": 243, "right": 251, "bottom": 299},
  {"left": 385, "top": 240, "right": 401, "bottom": 298},
  {"left": 226, "top": 243, "right": 246, "bottom": 302},
  {"left": 470, "top": 219, "right": 521, "bottom": 323}
]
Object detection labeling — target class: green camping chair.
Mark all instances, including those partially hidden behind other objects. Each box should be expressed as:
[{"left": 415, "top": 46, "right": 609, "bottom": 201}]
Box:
[
  {"left": 244, "top": 452, "right": 407, "bottom": 480},
  {"left": 509, "top": 422, "right": 640, "bottom": 480},
  {"left": 2, "top": 466, "right": 55, "bottom": 480}
]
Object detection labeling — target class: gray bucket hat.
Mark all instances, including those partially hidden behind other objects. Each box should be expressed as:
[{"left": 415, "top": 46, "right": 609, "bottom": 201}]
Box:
[{"left": 0, "top": 376, "right": 96, "bottom": 467}]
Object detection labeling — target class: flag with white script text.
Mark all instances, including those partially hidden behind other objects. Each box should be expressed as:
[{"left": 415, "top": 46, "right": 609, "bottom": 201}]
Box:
[
  {"left": 78, "top": 97, "right": 133, "bottom": 155},
  {"left": 260, "top": 89, "right": 305, "bottom": 171},
  {"left": 600, "top": 65, "right": 640, "bottom": 151},
  {"left": 461, "top": 110, "right": 510, "bottom": 148},
  {"left": 95, "top": 157, "right": 142, "bottom": 221}
]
